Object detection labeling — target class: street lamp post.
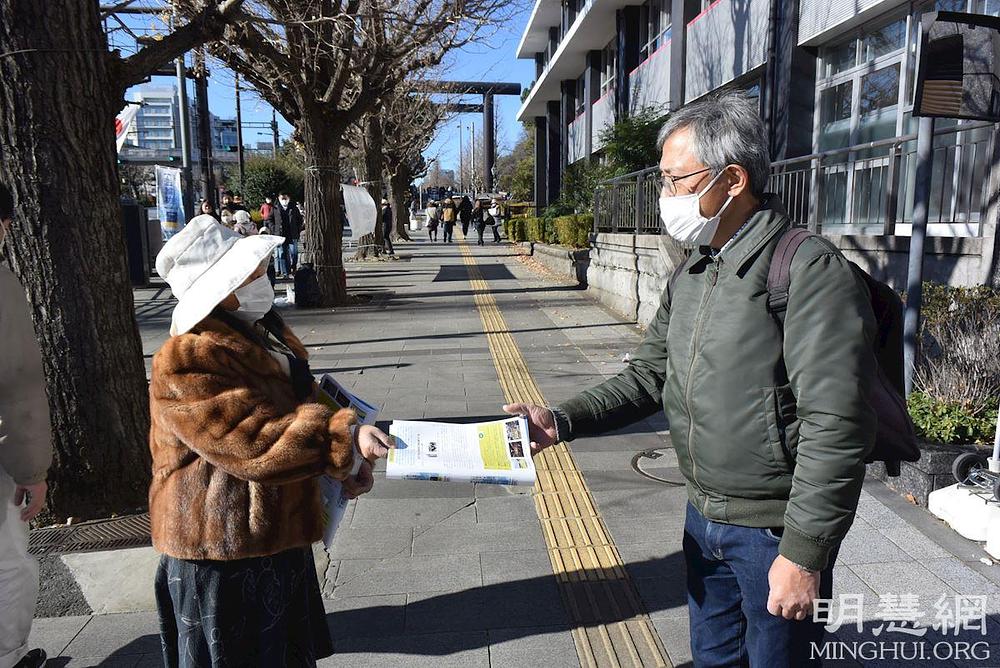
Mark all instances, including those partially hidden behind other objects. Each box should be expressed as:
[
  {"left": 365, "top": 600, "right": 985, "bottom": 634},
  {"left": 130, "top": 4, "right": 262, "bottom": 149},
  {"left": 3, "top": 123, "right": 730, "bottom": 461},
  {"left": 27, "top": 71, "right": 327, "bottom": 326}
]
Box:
[{"left": 235, "top": 73, "right": 245, "bottom": 189}]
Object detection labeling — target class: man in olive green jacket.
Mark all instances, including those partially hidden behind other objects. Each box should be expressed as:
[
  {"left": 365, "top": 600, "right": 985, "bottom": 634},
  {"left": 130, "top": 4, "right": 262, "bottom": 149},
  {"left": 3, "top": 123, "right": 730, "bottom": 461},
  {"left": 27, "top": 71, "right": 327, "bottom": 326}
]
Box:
[{"left": 506, "top": 92, "right": 877, "bottom": 667}]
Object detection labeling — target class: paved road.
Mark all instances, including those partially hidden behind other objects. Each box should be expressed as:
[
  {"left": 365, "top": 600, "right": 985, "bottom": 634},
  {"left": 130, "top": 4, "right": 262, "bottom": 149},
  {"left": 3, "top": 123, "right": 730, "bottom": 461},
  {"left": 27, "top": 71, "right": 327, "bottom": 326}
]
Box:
[{"left": 30, "top": 236, "right": 1000, "bottom": 667}]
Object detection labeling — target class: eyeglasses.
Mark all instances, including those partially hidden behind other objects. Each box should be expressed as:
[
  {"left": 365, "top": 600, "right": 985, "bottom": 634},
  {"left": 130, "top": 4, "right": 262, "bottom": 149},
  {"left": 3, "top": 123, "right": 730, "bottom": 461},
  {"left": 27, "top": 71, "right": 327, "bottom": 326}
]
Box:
[{"left": 653, "top": 167, "right": 714, "bottom": 196}]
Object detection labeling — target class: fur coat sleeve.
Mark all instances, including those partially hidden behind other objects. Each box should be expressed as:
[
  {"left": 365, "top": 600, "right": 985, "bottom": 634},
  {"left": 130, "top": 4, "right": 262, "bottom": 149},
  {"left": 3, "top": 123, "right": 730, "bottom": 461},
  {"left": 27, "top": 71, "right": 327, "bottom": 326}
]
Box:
[{"left": 150, "top": 321, "right": 357, "bottom": 486}]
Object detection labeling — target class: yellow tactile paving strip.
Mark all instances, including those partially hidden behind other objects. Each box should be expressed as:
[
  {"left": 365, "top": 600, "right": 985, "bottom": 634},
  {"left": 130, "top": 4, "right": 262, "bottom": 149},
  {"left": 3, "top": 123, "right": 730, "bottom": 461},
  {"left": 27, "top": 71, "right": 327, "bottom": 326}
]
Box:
[{"left": 459, "top": 242, "right": 671, "bottom": 668}]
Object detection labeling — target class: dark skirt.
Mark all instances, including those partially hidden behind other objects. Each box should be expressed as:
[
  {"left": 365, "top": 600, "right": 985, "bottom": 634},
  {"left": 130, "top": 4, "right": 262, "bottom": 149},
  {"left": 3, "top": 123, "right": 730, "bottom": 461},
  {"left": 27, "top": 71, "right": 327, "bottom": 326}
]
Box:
[{"left": 155, "top": 547, "right": 333, "bottom": 667}]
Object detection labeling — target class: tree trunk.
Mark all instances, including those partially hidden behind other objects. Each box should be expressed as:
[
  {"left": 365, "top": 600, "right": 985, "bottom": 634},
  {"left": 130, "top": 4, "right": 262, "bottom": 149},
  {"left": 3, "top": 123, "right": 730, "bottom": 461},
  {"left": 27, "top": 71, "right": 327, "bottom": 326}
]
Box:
[
  {"left": 299, "top": 117, "right": 347, "bottom": 306},
  {"left": 389, "top": 170, "right": 412, "bottom": 241},
  {"left": 353, "top": 118, "right": 385, "bottom": 261},
  {"left": 0, "top": 0, "right": 151, "bottom": 521}
]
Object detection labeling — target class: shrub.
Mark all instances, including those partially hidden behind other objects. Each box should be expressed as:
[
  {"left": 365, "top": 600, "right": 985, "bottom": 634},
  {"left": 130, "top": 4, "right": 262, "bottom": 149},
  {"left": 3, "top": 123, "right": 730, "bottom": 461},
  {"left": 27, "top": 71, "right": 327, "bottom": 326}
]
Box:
[
  {"left": 239, "top": 157, "right": 304, "bottom": 208},
  {"left": 504, "top": 217, "right": 527, "bottom": 242},
  {"left": 552, "top": 214, "right": 592, "bottom": 248},
  {"left": 907, "top": 391, "right": 997, "bottom": 446}
]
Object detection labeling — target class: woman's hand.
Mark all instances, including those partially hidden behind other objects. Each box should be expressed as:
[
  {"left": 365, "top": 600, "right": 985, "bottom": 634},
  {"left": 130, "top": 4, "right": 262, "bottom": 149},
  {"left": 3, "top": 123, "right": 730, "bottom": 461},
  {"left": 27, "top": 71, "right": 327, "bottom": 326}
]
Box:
[
  {"left": 355, "top": 424, "right": 395, "bottom": 462},
  {"left": 342, "top": 459, "right": 374, "bottom": 499}
]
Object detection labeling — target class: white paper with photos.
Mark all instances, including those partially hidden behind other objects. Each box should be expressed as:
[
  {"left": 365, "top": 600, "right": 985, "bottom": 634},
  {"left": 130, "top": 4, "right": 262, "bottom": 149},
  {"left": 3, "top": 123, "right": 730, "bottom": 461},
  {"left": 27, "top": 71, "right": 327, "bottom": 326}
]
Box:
[
  {"left": 386, "top": 416, "right": 536, "bottom": 486},
  {"left": 315, "top": 375, "right": 379, "bottom": 548}
]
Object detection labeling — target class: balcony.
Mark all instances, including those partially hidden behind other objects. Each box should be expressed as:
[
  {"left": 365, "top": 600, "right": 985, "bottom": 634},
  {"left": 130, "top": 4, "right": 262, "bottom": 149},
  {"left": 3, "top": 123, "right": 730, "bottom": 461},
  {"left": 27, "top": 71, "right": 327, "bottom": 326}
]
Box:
[
  {"left": 628, "top": 35, "right": 671, "bottom": 114},
  {"left": 592, "top": 89, "right": 615, "bottom": 151},
  {"left": 684, "top": 0, "right": 769, "bottom": 102},
  {"left": 568, "top": 113, "right": 588, "bottom": 164},
  {"left": 594, "top": 122, "right": 995, "bottom": 237}
]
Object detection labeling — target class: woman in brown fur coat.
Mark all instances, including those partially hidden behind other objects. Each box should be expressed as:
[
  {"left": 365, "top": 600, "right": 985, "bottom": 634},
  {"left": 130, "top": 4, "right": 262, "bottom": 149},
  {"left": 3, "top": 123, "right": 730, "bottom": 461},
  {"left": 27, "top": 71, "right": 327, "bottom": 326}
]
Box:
[{"left": 150, "top": 215, "right": 394, "bottom": 667}]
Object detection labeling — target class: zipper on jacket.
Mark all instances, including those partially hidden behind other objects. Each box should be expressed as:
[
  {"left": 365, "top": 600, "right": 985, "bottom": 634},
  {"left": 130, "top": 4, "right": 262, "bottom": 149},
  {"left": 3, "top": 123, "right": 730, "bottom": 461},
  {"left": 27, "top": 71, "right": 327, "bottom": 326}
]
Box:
[{"left": 684, "top": 257, "right": 719, "bottom": 508}]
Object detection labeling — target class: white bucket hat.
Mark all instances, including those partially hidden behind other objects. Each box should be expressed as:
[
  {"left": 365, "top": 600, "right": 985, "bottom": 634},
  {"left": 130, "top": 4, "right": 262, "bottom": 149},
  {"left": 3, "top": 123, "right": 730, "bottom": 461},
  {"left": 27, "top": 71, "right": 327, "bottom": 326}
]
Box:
[{"left": 155, "top": 214, "right": 284, "bottom": 336}]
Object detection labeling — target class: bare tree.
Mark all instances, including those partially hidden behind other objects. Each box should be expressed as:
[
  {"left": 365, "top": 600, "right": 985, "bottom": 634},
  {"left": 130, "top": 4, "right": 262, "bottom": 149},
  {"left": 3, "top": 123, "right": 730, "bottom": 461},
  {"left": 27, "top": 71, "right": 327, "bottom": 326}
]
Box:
[
  {"left": 179, "top": 0, "right": 514, "bottom": 303},
  {"left": 0, "top": 0, "right": 244, "bottom": 521}
]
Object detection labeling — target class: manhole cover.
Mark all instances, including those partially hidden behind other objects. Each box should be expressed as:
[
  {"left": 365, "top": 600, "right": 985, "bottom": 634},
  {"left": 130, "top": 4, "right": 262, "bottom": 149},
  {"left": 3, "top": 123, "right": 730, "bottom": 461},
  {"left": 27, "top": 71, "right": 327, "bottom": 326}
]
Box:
[
  {"left": 29, "top": 513, "right": 151, "bottom": 557},
  {"left": 631, "top": 448, "right": 686, "bottom": 486}
]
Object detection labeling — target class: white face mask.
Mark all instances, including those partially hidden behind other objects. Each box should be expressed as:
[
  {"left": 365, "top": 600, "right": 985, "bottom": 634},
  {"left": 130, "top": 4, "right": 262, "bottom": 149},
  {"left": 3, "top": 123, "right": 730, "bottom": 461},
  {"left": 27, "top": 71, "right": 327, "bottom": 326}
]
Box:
[
  {"left": 231, "top": 274, "right": 274, "bottom": 323},
  {"left": 658, "top": 170, "right": 734, "bottom": 248}
]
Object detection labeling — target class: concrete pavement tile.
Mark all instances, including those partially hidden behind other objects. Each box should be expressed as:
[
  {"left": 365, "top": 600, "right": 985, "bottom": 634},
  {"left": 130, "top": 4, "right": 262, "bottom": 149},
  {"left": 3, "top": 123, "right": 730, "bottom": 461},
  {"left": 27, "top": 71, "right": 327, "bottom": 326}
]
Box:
[
  {"left": 479, "top": 581, "right": 570, "bottom": 629},
  {"left": 480, "top": 549, "right": 556, "bottom": 586},
  {"left": 592, "top": 487, "right": 690, "bottom": 520},
  {"left": 328, "top": 526, "right": 413, "bottom": 560},
  {"left": 882, "top": 524, "right": 951, "bottom": 560},
  {"left": 474, "top": 495, "right": 537, "bottom": 522},
  {"left": 350, "top": 497, "right": 475, "bottom": 527},
  {"left": 404, "top": 589, "right": 486, "bottom": 633},
  {"left": 615, "top": 542, "right": 687, "bottom": 581},
  {"left": 365, "top": 478, "right": 477, "bottom": 499},
  {"left": 411, "top": 522, "right": 545, "bottom": 556},
  {"left": 472, "top": 483, "right": 532, "bottom": 499},
  {"left": 63, "top": 612, "right": 160, "bottom": 657},
  {"left": 27, "top": 615, "right": 91, "bottom": 658},
  {"left": 324, "top": 594, "right": 406, "bottom": 639},
  {"left": 851, "top": 561, "right": 957, "bottom": 616},
  {"left": 333, "top": 554, "right": 482, "bottom": 597},
  {"left": 60, "top": 548, "right": 159, "bottom": 614},
  {"left": 603, "top": 513, "right": 686, "bottom": 547},
  {"left": 922, "top": 559, "right": 1000, "bottom": 615},
  {"left": 323, "top": 631, "right": 490, "bottom": 667},
  {"left": 652, "top": 615, "right": 693, "bottom": 667},
  {"left": 578, "top": 469, "right": 662, "bottom": 492},
  {"left": 632, "top": 576, "right": 689, "bottom": 620},
  {"left": 836, "top": 523, "right": 913, "bottom": 565},
  {"left": 487, "top": 626, "right": 578, "bottom": 668},
  {"left": 572, "top": 450, "right": 646, "bottom": 471}
]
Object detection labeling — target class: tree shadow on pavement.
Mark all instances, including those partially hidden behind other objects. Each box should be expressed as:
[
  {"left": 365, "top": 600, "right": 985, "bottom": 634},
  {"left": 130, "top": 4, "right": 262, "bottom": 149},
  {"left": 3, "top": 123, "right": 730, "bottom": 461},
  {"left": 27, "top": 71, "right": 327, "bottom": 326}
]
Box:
[{"left": 325, "top": 552, "right": 688, "bottom": 656}]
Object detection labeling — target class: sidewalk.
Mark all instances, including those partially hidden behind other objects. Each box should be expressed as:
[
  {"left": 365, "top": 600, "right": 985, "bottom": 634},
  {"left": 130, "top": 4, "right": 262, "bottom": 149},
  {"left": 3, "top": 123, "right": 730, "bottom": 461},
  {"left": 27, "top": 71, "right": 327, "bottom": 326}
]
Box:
[{"left": 30, "top": 235, "right": 1000, "bottom": 667}]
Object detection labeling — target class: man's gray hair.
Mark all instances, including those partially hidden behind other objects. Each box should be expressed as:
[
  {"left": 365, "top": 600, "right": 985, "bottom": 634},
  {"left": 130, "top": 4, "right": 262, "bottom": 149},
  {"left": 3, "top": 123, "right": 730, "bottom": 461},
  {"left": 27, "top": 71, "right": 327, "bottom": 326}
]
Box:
[{"left": 656, "top": 91, "right": 771, "bottom": 197}]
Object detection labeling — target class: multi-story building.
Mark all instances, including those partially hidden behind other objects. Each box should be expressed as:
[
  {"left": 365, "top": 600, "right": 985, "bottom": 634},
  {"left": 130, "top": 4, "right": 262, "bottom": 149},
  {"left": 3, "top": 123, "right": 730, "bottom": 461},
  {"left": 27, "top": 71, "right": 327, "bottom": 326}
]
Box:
[
  {"left": 125, "top": 86, "right": 182, "bottom": 151},
  {"left": 516, "top": 0, "right": 1000, "bottom": 287}
]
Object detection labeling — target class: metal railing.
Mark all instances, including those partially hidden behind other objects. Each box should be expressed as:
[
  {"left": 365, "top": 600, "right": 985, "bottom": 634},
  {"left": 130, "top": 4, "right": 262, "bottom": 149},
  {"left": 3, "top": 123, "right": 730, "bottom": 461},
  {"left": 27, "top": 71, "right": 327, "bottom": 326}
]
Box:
[{"left": 594, "top": 121, "right": 996, "bottom": 235}]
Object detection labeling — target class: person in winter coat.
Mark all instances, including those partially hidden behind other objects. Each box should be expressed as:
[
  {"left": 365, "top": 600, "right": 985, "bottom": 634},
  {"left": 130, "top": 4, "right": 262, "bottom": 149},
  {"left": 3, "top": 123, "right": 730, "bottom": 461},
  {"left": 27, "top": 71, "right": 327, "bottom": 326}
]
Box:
[
  {"left": 471, "top": 199, "right": 488, "bottom": 246},
  {"left": 232, "top": 209, "right": 258, "bottom": 237},
  {"left": 459, "top": 196, "right": 473, "bottom": 236},
  {"left": 439, "top": 197, "right": 457, "bottom": 243},
  {"left": 425, "top": 201, "right": 440, "bottom": 242},
  {"left": 487, "top": 199, "right": 502, "bottom": 243},
  {"left": 380, "top": 199, "right": 395, "bottom": 255},
  {"left": 0, "top": 184, "right": 52, "bottom": 668},
  {"left": 259, "top": 196, "right": 274, "bottom": 223},
  {"left": 269, "top": 191, "right": 303, "bottom": 277},
  {"left": 151, "top": 215, "right": 394, "bottom": 668}
]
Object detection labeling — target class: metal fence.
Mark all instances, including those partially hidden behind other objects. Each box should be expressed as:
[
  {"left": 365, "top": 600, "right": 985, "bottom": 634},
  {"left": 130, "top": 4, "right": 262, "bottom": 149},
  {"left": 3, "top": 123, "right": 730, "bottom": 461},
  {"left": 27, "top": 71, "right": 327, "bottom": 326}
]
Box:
[{"left": 594, "top": 121, "right": 996, "bottom": 235}]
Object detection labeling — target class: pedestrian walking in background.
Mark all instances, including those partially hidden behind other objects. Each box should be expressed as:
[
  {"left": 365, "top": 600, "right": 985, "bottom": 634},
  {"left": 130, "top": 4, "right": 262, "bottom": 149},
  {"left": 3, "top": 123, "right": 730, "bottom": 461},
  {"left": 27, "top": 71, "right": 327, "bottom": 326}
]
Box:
[
  {"left": 151, "top": 215, "right": 395, "bottom": 668},
  {"left": 199, "top": 200, "right": 217, "bottom": 219},
  {"left": 220, "top": 191, "right": 246, "bottom": 215},
  {"left": 380, "top": 198, "right": 395, "bottom": 255},
  {"left": 425, "top": 200, "right": 439, "bottom": 242},
  {"left": 232, "top": 209, "right": 258, "bottom": 237},
  {"left": 488, "top": 199, "right": 502, "bottom": 243},
  {"left": 471, "top": 199, "right": 487, "bottom": 246},
  {"left": 259, "top": 196, "right": 273, "bottom": 223},
  {"left": 220, "top": 209, "right": 235, "bottom": 230},
  {"left": 507, "top": 92, "right": 878, "bottom": 668},
  {"left": 459, "top": 195, "right": 473, "bottom": 237},
  {"left": 269, "top": 191, "right": 303, "bottom": 277},
  {"left": 0, "top": 184, "right": 53, "bottom": 668},
  {"left": 440, "top": 197, "right": 456, "bottom": 243}
]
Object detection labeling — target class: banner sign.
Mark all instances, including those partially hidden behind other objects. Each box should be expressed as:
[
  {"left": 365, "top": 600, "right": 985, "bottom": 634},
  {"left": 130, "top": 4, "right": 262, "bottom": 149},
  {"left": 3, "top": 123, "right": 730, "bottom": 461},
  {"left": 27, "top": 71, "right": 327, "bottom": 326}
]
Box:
[
  {"left": 342, "top": 184, "right": 377, "bottom": 238},
  {"left": 155, "top": 166, "right": 185, "bottom": 241}
]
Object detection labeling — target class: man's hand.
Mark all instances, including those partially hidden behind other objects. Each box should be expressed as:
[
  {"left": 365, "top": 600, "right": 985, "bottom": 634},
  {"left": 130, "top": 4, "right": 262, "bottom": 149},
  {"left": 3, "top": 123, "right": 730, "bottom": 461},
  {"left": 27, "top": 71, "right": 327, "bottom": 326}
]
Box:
[
  {"left": 342, "top": 459, "right": 374, "bottom": 499},
  {"left": 767, "top": 554, "right": 821, "bottom": 620},
  {"left": 502, "top": 403, "right": 558, "bottom": 454},
  {"left": 355, "top": 425, "right": 395, "bottom": 462},
  {"left": 14, "top": 481, "right": 47, "bottom": 522}
]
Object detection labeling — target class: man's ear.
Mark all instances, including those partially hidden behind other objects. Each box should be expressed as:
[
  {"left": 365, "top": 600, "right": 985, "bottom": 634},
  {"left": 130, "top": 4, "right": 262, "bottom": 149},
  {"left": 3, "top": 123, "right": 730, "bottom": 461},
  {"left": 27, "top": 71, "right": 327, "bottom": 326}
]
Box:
[{"left": 726, "top": 165, "right": 751, "bottom": 198}]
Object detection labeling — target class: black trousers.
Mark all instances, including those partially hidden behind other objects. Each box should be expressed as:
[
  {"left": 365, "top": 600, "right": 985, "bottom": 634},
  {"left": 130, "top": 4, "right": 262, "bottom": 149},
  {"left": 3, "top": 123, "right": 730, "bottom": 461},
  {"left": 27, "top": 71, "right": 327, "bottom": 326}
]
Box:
[{"left": 443, "top": 223, "right": 454, "bottom": 242}]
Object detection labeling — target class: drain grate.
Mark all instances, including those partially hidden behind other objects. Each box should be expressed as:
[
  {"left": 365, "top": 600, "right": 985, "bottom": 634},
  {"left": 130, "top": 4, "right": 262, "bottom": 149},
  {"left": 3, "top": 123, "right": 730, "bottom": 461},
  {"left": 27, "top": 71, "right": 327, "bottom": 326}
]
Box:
[{"left": 28, "top": 513, "right": 151, "bottom": 557}]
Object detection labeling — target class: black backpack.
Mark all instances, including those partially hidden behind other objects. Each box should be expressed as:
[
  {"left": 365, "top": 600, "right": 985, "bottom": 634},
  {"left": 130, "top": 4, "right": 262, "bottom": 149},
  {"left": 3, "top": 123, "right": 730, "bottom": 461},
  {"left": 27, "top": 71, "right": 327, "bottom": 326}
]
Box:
[{"left": 670, "top": 227, "right": 921, "bottom": 476}]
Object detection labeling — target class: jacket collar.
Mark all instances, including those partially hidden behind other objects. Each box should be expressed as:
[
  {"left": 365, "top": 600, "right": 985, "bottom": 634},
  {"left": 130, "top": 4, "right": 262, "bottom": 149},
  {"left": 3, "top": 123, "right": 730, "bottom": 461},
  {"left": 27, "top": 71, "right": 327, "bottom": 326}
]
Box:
[{"left": 718, "top": 195, "right": 791, "bottom": 273}]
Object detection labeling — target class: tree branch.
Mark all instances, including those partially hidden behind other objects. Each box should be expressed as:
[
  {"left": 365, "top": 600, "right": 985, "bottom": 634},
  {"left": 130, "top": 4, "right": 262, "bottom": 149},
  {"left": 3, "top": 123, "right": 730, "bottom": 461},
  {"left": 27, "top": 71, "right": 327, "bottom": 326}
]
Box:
[{"left": 116, "top": 0, "right": 246, "bottom": 90}]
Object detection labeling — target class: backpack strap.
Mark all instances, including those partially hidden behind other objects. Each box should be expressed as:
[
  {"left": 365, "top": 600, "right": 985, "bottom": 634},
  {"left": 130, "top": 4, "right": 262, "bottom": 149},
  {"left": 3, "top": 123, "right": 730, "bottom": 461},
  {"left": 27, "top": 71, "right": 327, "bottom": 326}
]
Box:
[{"left": 766, "top": 227, "right": 813, "bottom": 321}]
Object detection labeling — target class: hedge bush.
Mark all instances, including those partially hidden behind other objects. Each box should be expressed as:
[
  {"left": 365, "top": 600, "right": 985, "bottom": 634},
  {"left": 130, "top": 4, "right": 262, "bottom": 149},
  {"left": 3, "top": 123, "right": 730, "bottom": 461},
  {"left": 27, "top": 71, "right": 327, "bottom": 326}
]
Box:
[{"left": 504, "top": 214, "right": 591, "bottom": 248}]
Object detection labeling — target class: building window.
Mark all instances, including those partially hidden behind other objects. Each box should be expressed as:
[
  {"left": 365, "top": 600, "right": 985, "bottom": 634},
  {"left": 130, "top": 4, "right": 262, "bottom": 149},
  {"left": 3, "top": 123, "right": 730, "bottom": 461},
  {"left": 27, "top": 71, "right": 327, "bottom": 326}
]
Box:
[
  {"left": 641, "top": 0, "right": 671, "bottom": 60},
  {"left": 575, "top": 75, "right": 586, "bottom": 117},
  {"left": 600, "top": 41, "right": 615, "bottom": 96}
]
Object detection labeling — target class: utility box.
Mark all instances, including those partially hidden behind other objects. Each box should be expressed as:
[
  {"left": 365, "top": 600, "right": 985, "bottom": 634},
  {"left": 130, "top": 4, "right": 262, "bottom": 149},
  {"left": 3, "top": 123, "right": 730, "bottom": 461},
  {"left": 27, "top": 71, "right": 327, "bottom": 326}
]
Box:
[{"left": 121, "top": 197, "right": 150, "bottom": 286}]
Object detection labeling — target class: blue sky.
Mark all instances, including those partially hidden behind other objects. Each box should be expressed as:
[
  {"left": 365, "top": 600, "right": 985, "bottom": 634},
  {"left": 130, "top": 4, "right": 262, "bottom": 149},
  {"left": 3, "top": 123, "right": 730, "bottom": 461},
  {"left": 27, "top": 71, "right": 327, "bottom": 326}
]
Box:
[{"left": 119, "top": 8, "right": 535, "bottom": 178}]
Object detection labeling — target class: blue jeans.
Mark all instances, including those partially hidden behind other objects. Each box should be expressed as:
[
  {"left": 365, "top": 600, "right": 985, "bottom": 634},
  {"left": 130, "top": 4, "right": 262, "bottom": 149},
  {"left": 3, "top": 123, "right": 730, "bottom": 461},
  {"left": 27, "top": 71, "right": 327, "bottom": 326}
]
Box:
[
  {"left": 684, "top": 502, "right": 835, "bottom": 667},
  {"left": 285, "top": 240, "right": 299, "bottom": 273},
  {"left": 274, "top": 246, "right": 288, "bottom": 275}
]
